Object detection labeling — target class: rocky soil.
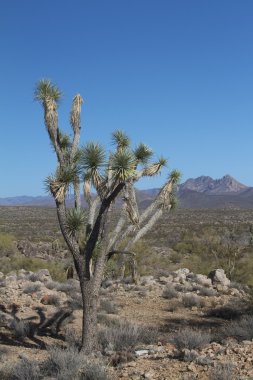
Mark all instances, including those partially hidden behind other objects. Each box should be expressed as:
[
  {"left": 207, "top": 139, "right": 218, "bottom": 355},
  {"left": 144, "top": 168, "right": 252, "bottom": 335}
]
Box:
[{"left": 0, "top": 268, "right": 253, "bottom": 379}]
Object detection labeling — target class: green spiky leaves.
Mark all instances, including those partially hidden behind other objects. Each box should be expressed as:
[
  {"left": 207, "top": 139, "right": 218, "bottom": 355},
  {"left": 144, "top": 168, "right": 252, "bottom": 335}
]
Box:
[
  {"left": 66, "top": 209, "right": 86, "bottom": 236},
  {"left": 45, "top": 165, "right": 80, "bottom": 202},
  {"left": 34, "top": 79, "right": 62, "bottom": 104},
  {"left": 112, "top": 130, "right": 131, "bottom": 151},
  {"left": 57, "top": 165, "right": 80, "bottom": 185},
  {"left": 111, "top": 150, "right": 137, "bottom": 181},
  {"left": 58, "top": 130, "right": 71, "bottom": 150},
  {"left": 80, "top": 142, "right": 106, "bottom": 171},
  {"left": 169, "top": 191, "right": 179, "bottom": 210},
  {"left": 80, "top": 142, "right": 106, "bottom": 194},
  {"left": 134, "top": 143, "right": 153, "bottom": 165},
  {"left": 169, "top": 169, "right": 181, "bottom": 185}
]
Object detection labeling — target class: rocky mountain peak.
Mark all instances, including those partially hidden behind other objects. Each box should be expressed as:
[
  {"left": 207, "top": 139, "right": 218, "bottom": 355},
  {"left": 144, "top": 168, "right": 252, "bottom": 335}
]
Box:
[{"left": 180, "top": 175, "right": 247, "bottom": 195}]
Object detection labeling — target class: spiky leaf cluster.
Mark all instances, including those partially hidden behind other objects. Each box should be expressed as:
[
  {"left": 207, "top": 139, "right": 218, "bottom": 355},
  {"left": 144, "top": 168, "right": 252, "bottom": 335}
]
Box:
[
  {"left": 111, "top": 150, "right": 137, "bottom": 181},
  {"left": 80, "top": 142, "right": 106, "bottom": 171},
  {"left": 169, "top": 191, "right": 179, "bottom": 210},
  {"left": 66, "top": 209, "right": 86, "bottom": 236},
  {"left": 134, "top": 143, "right": 153, "bottom": 165},
  {"left": 112, "top": 130, "right": 131, "bottom": 151},
  {"left": 80, "top": 142, "right": 106, "bottom": 194},
  {"left": 58, "top": 130, "right": 71, "bottom": 150},
  {"left": 56, "top": 165, "right": 80, "bottom": 185},
  {"left": 34, "top": 79, "right": 62, "bottom": 103},
  {"left": 44, "top": 176, "right": 66, "bottom": 202},
  {"left": 169, "top": 169, "right": 181, "bottom": 185}
]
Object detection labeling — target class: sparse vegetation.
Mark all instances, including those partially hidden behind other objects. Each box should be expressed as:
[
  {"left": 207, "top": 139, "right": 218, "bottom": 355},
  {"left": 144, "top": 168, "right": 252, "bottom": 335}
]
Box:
[
  {"left": 170, "top": 327, "right": 211, "bottom": 350},
  {"left": 221, "top": 315, "right": 253, "bottom": 341},
  {"left": 23, "top": 283, "right": 41, "bottom": 294},
  {"left": 0, "top": 253, "right": 66, "bottom": 282},
  {"left": 44, "top": 294, "right": 60, "bottom": 306},
  {"left": 100, "top": 299, "right": 118, "bottom": 314},
  {"left": 182, "top": 294, "right": 201, "bottom": 308},
  {"left": 99, "top": 320, "right": 158, "bottom": 352},
  {"left": 43, "top": 346, "right": 112, "bottom": 380},
  {"left": 12, "top": 357, "right": 41, "bottom": 380},
  {"left": 209, "top": 362, "right": 235, "bottom": 380},
  {"left": 0, "top": 233, "right": 17, "bottom": 257},
  {"left": 162, "top": 285, "right": 178, "bottom": 299}
]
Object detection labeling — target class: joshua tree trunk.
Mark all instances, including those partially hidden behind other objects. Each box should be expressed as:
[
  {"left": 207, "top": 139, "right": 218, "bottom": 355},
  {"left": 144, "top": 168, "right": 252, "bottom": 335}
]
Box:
[
  {"left": 78, "top": 252, "right": 106, "bottom": 353},
  {"left": 80, "top": 279, "right": 99, "bottom": 353}
]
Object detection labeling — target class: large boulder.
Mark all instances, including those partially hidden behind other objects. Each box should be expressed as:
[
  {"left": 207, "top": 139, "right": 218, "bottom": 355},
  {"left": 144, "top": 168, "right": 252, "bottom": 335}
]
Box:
[{"left": 208, "top": 269, "right": 230, "bottom": 286}]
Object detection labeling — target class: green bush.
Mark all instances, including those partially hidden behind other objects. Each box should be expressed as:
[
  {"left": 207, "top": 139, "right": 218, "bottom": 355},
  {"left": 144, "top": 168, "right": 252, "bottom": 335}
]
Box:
[
  {"left": 0, "top": 253, "right": 66, "bottom": 282},
  {"left": 0, "top": 233, "right": 16, "bottom": 257}
]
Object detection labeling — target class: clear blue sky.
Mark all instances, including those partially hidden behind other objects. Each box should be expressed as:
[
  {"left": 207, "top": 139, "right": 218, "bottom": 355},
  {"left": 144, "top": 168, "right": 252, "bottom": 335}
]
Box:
[{"left": 0, "top": 0, "right": 252, "bottom": 196}]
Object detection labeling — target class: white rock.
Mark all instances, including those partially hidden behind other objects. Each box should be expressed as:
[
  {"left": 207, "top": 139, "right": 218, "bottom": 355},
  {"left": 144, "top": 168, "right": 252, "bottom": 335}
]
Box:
[{"left": 135, "top": 349, "right": 149, "bottom": 357}]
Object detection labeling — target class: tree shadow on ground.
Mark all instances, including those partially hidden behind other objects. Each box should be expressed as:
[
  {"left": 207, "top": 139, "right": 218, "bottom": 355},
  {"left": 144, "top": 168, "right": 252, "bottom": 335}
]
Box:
[
  {"left": 0, "top": 305, "right": 73, "bottom": 350},
  {"left": 161, "top": 314, "right": 224, "bottom": 334}
]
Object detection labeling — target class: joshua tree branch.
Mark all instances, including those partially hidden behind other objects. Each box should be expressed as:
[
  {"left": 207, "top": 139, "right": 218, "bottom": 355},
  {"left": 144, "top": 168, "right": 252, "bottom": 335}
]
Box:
[
  {"left": 55, "top": 200, "right": 80, "bottom": 263},
  {"left": 84, "top": 182, "right": 125, "bottom": 262}
]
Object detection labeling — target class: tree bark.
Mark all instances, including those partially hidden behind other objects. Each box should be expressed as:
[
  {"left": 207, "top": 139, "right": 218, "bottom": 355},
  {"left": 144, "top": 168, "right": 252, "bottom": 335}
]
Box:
[{"left": 79, "top": 277, "right": 99, "bottom": 354}]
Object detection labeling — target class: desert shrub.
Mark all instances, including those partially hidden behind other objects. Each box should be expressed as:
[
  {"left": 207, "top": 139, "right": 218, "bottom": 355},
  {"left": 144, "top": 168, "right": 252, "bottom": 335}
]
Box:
[
  {"left": 28, "top": 273, "right": 42, "bottom": 282},
  {"left": 78, "top": 360, "right": 113, "bottom": 380},
  {"left": 100, "top": 299, "right": 118, "bottom": 314},
  {"left": 56, "top": 280, "right": 79, "bottom": 294},
  {"left": 229, "top": 281, "right": 248, "bottom": 292},
  {"left": 99, "top": 320, "right": 158, "bottom": 352},
  {"left": 44, "top": 346, "right": 84, "bottom": 379},
  {"left": 198, "top": 287, "right": 217, "bottom": 297},
  {"left": 209, "top": 362, "right": 235, "bottom": 380},
  {"left": 110, "top": 351, "right": 135, "bottom": 367},
  {"left": 221, "top": 315, "right": 253, "bottom": 341},
  {"left": 0, "top": 365, "right": 13, "bottom": 380},
  {"left": 0, "top": 233, "right": 17, "bottom": 257},
  {"left": 183, "top": 350, "right": 199, "bottom": 362},
  {"left": 45, "top": 294, "right": 60, "bottom": 307},
  {"left": 167, "top": 299, "right": 180, "bottom": 312},
  {"left": 45, "top": 280, "right": 59, "bottom": 290},
  {"left": 132, "top": 240, "right": 172, "bottom": 277},
  {"left": 0, "top": 346, "right": 8, "bottom": 359},
  {"left": 12, "top": 357, "right": 41, "bottom": 380},
  {"left": 0, "top": 254, "right": 66, "bottom": 282},
  {"left": 169, "top": 251, "right": 182, "bottom": 264},
  {"left": 182, "top": 294, "right": 200, "bottom": 308},
  {"left": 170, "top": 327, "right": 211, "bottom": 350},
  {"left": 97, "top": 313, "right": 119, "bottom": 327},
  {"left": 65, "top": 328, "right": 81, "bottom": 348},
  {"left": 157, "top": 269, "right": 171, "bottom": 277},
  {"left": 162, "top": 285, "right": 178, "bottom": 299},
  {"left": 175, "top": 283, "right": 193, "bottom": 293},
  {"left": 43, "top": 346, "right": 112, "bottom": 380},
  {"left": 67, "top": 293, "right": 83, "bottom": 310},
  {"left": 23, "top": 283, "right": 41, "bottom": 294}
]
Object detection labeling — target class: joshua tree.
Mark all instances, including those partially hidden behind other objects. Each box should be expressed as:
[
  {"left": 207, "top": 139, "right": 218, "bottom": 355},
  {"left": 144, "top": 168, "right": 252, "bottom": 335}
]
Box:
[{"left": 35, "top": 79, "right": 180, "bottom": 353}]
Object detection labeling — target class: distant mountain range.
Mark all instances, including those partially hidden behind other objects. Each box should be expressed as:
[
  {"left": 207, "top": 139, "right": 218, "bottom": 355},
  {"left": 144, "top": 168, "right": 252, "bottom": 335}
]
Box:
[
  {"left": 138, "top": 175, "right": 253, "bottom": 209},
  {"left": 0, "top": 175, "right": 253, "bottom": 209}
]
